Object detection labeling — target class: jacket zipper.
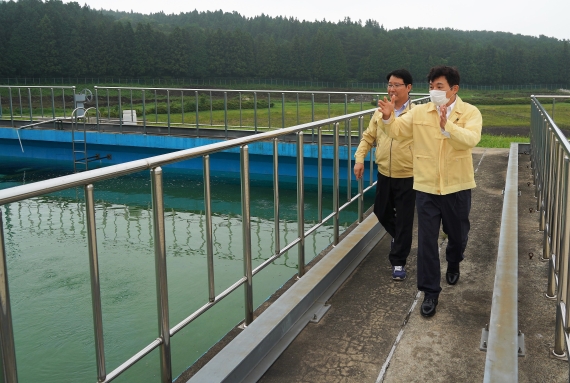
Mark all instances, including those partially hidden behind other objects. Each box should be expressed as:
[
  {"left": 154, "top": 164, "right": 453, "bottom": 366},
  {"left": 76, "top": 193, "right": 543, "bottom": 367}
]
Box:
[{"left": 389, "top": 139, "right": 393, "bottom": 177}]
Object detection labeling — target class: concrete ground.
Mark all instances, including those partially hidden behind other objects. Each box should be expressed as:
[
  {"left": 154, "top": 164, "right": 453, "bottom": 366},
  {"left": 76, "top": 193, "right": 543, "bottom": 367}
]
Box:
[{"left": 258, "top": 148, "right": 568, "bottom": 383}]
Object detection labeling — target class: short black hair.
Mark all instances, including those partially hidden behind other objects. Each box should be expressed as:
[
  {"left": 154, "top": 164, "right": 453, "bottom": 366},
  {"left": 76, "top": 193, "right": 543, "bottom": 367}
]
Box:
[
  {"left": 386, "top": 69, "right": 413, "bottom": 85},
  {"left": 427, "top": 66, "right": 460, "bottom": 87}
]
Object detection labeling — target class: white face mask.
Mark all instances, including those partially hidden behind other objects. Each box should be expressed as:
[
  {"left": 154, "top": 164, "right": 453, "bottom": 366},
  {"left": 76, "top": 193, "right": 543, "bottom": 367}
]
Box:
[{"left": 429, "top": 89, "right": 450, "bottom": 106}]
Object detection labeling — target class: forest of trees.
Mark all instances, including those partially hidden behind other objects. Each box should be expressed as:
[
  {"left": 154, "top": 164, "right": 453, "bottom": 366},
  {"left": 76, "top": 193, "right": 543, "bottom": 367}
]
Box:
[{"left": 0, "top": 0, "right": 568, "bottom": 86}]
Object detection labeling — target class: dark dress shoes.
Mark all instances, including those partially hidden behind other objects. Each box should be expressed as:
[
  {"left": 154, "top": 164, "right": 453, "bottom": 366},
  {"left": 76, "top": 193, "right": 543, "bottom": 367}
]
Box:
[
  {"left": 446, "top": 271, "right": 460, "bottom": 285},
  {"left": 420, "top": 297, "right": 438, "bottom": 317}
]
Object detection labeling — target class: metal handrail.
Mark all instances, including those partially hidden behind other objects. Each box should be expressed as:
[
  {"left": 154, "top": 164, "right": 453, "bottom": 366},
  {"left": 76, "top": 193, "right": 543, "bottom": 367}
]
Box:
[
  {"left": 92, "top": 85, "right": 429, "bottom": 135},
  {"left": 0, "top": 108, "right": 380, "bottom": 383},
  {"left": 529, "top": 96, "right": 570, "bottom": 370},
  {"left": 0, "top": 85, "right": 76, "bottom": 127}
]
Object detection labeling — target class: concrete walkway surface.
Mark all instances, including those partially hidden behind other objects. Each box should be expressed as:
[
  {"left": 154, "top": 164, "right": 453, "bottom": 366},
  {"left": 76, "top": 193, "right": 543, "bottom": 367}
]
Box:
[{"left": 258, "top": 148, "right": 567, "bottom": 383}]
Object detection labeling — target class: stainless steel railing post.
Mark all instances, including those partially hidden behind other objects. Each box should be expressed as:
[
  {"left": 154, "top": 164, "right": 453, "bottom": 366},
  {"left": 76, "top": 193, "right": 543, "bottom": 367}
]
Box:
[
  {"left": 181, "top": 91, "right": 185, "bottom": 126},
  {"left": 254, "top": 92, "right": 258, "bottom": 133},
  {"left": 239, "top": 92, "right": 242, "bottom": 128},
  {"left": 85, "top": 184, "right": 106, "bottom": 382},
  {"left": 333, "top": 122, "right": 340, "bottom": 245},
  {"left": 167, "top": 90, "right": 171, "bottom": 135},
  {"left": 118, "top": 89, "right": 123, "bottom": 133},
  {"left": 273, "top": 139, "right": 280, "bottom": 256},
  {"left": 0, "top": 210, "right": 18, "bottom": 383},
  {"left": 209, "top": 91, "right": 213, "bottom": 127},
  {"left": 268, "top": 93, "right": 271, "bottom": 130},
  {"left": 8, "top": 87, "right": 14, "bottom": 127},
  {"left": 17, "top": 88, "right": 22, "bottom": 118},
  {"left": 95, "top": 87, "right": 100, "bottom": 132},
  {"left": 27, "top": 88, "right": 32, "bottom": 122},
  {"left": 281, "top": 93, "right": 285, "bottom": 129},
  {"left": 317, "top": 127, "right": 323, "bottom": 223},
  {"left": 297, "top": 132, "right": 305, "bottom": 277},
  {"left": 224, "top": 92, "right": 228, "bottom": 139},
  {"left": 150, "top": 167, "right": 172, "bottom": 383},
  {"left": 203, "top": 156, "right": 215, "bottom": 303},
  {"left": 553, "top": 158, "right": 570, "bottom": 357},
  {"left": 346, "top": 119, "right": 352, "bottom": 202},
  {"left": 142, "top": 90, "right": 146, "bottom": 135},
  {"left": 240, "top": 146, "right": 254, "bottom": 326},
  {"left": 542, "top": 129, "right": 554, "bottom": 260},
  {"left": 358, "top": 116, "right": 364, "bottom": 223},
  {"left": 195, "top": 91, "right": 200, "bottom": 137},
  {"left": 50, "top": 88, "right": 56, "bottom": 129}
]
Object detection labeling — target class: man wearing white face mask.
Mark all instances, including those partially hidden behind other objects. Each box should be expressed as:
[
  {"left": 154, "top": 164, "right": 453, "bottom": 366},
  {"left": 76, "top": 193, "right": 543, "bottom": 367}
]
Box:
[{"left": 377, "top": 66, "right": 482, "bottom": 318}]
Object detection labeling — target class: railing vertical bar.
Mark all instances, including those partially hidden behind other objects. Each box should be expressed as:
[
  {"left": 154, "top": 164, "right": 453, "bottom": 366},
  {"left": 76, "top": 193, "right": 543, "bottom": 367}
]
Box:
[
  {"left": 224, "top": 92, "right": 228, "bottom": 139},
  {"left": 268, "top": 93, "right": 271, "bottom": 130},
  {"left": 195, "top": 91, "right": 199, "bottom": 137},
  {"left": 142, "top": 90, "right": 146, "bottom": 135},
  {"left": 150, "top": 167, "right": 172, "bottom": 383},
  {"left": 95, "top": 87, "right": 100, "bottom": 132},
  {"left": 552, "top": 144, "right": 565, "bottom": 269},
  {"left": 273, "top": 138, "right": 280, "bottom": 255},
  {"left": 318, "top": 127, "right": 323, "bottom": 223},
  {"left": 9, "top": 87, "right": 14, "bottom": 127},
  {"left": 254, "top": 92, "right": 258, "bottom": 133},
  {"left": 281, "top": 93, "right": 285, "bottom": 129},
  {"left": 49, "top": 87, "right": 55, "bottom": 121},
  {"left": 106, "top": 89, "right": 110, "bottom": 121},
  {"left": 181, "top": 91, "right": 184, "bottom": 125},
  {"left": 118, "top": 89, "right": 122, "bottom": 134},
  {"left": 346, "top": 119, "right": 352, "bottom": 202},
  {"left": 18, "top": 88, "right": 22, "bottom": 117},
  {"left": 203, "top": 156, "right": 215, "bottom": 302},
  {"left": 297, "top": 132, "right": 305, "bottom": 277},
  {"left": 154, "top": 90, "right": 158, "bottom": 124},
  {"left": 333, "top": 122, "right": 340, "bottom": 245},
  {"left": 0, "top": 210, "right": 18, "bottom": 383},
  {"left": 296, "top": 93, "right": 299, "bottom": 125},
  {"left": 27, "top": 88, "right": 32, "bottom": 122},
  {"left": 130, "top": 89, "right": 134, "bottom": 128},
  {"left": 240, "top": 146, "right": 254, "bottom": 326},
  {"left": 311, "top": 93, "right": 315, "bottom": 142},
  {"left": 542, "top": 129, "right": 554, "bottom": 259},
  {"left": 239, "top": 92, "right": 242, "bottom": 128},
  {"left": 327, "top": 94, "right": 331, "bottom": 138},
  {"left": 167, "top": 90, "right": 171, "bottom": 135},
  {"left": 209, "top": 91, "right": 213, "bottom": 127},
  {"left": 358, "top": 116, "right": 364, "bottom": 222},
  {"left": 554, "top": 157, "right": 570, "bottom": 357},
  {"left": 85, "top": 184, "right": 106, "bottom": 382}
]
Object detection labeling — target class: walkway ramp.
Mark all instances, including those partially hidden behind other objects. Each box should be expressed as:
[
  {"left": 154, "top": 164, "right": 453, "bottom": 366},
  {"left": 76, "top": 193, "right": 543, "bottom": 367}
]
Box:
[{"left": 257, "top": 148, "right": 566, "bottom": 383}]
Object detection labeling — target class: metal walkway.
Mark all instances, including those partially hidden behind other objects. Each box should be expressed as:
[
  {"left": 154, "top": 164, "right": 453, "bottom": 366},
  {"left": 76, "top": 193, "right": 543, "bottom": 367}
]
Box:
[{"left": 179, "top": 148, "right": 568, "bottom": 383}]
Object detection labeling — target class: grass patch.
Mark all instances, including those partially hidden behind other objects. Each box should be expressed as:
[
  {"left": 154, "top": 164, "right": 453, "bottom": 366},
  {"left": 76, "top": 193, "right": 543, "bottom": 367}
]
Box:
[{"left": 477, "top": 134, "right": 529, "bottom": 148}]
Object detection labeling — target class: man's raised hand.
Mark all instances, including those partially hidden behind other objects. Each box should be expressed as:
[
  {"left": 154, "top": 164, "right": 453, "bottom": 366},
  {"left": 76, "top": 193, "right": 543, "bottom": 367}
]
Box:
[{"left": 378, "top": 96, "right": 395, "bottom": 120}]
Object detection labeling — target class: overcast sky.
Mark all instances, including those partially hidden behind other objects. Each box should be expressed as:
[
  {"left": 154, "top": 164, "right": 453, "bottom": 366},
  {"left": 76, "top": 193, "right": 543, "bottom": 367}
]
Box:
[{"left": 71, "top": 0, "right": 570, "bottom": 41}]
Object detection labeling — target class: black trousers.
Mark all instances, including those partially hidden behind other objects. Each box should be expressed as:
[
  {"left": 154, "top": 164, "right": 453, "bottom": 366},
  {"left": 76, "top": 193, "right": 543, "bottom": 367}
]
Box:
[
  {"left": 373, "top": 172, "right": 415, "bottom": 267},
  {"left": 416, "top": 190, "right": 471, "bottom": 299}
]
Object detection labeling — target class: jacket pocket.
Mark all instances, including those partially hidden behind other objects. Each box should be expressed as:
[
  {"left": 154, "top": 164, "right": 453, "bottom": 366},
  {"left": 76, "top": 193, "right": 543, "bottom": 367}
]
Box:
[
  {"left": 414, "top": 154, "right": 434, "bottom": 185},
  {"left": 446, "top": 153, "right": 471, "bottom": 186}
]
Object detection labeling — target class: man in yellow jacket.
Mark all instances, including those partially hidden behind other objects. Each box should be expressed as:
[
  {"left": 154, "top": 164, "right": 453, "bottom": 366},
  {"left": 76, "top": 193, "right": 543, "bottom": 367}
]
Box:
[
  {"left": 354, "top": 69, "right": 415, "bottom": 281},
  {"left": 378, "top": 66, "right": 482, "bottom": 318}
]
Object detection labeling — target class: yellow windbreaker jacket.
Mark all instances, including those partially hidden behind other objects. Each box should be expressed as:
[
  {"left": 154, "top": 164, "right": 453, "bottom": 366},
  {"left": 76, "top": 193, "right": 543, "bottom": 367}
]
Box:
[
  {"left": 354, "top": 102, "right": 413, "bottom": 178},
  {"left": 381, "top": 96, "right": 482, "bottom": 195}
]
